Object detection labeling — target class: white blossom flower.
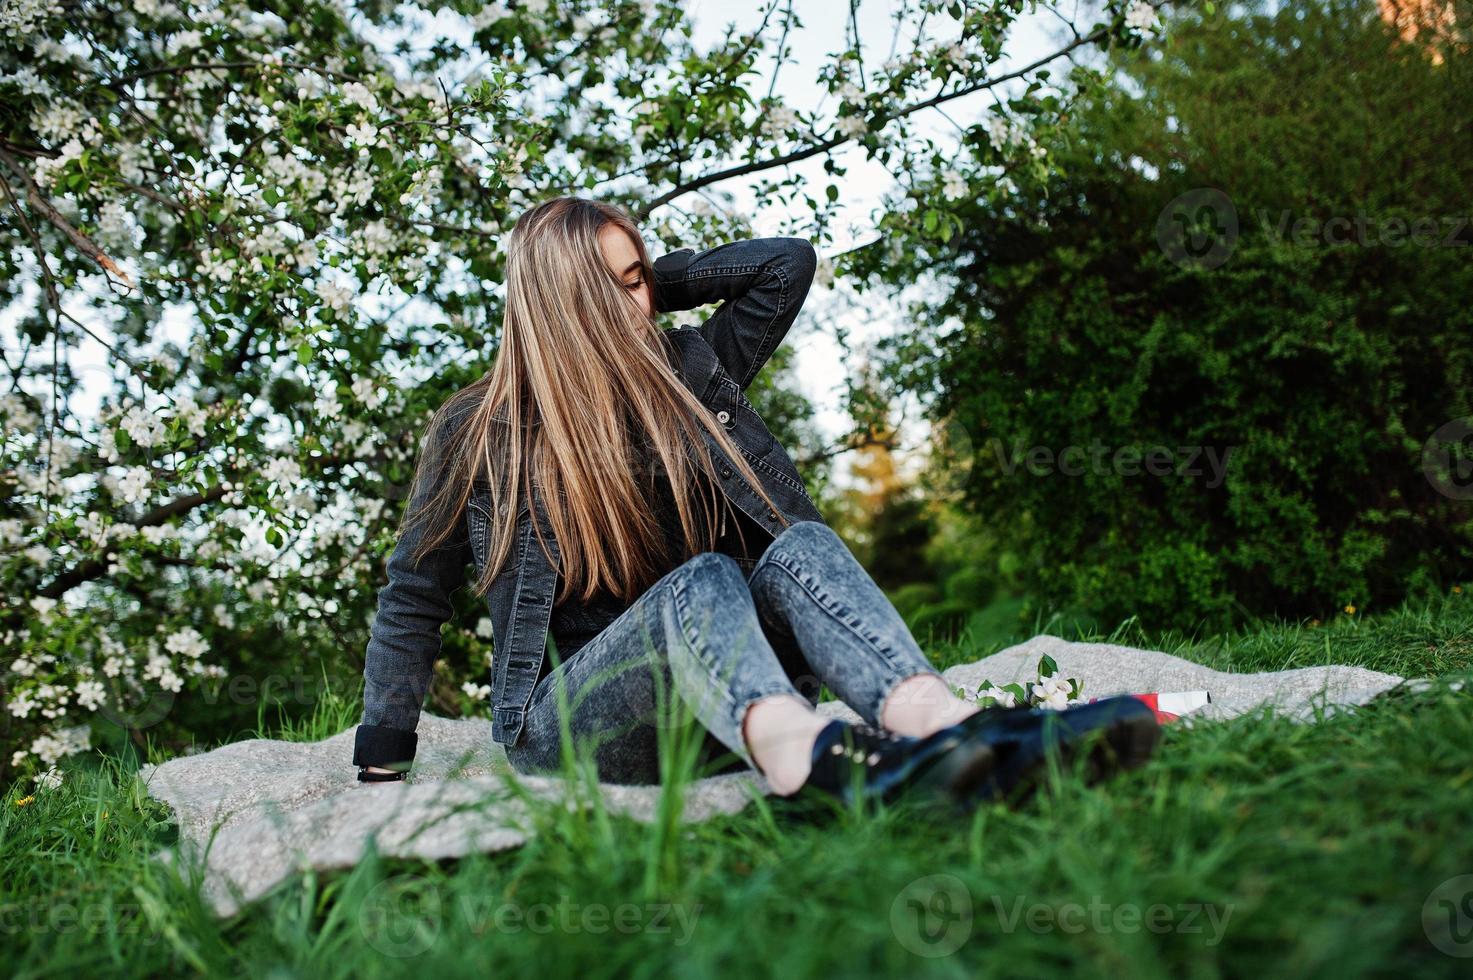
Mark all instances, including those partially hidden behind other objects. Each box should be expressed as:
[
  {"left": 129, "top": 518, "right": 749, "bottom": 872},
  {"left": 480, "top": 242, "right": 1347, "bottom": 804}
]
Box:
[
  {"left": 0, "top": 0, "right": 62, "bottom": 40},
  {"left": 760, "top": 104, "right": 799, "bottom": 138},
  {"left": 475, "top": 617, "right": 494, "bottom": 639},
  {"left": 1036, "top": 675, "right": 1075, "bottom": 710},
  {"left": 0, "top": 393, "right": 40, "bottom": 433},
  {"left": 165, "top": 28, "right": 204, "bottom": 55},
  {"left": 351, "top": 376, "right": 385, "bottom": 409},
  {"left": 1038, "top": 688, "right": 1071, "bottom": 710},
  {"left": 315, "top": 386, "right": 343, "bottom": 420},
  {"left": 75, "top": 680, "right": 106, "bottom": 710},
  {"left": 171, "top": 393, "right": 209, "bottom": 437},
  {"left": 115, "top": 465, "right": 153, "bottom": 504},
  {"left": 462, "top": 681, "right": 491, "bottom": 701},
  {"left": 120, "top": 404, "right": 167, "bottom": 448},
  {"left": 263, "top": 455, "right": 303, "bottom": 486},
  {"left": 2, "top": 66, "right": 52, "bottom": 97},
  {"left": 35, "top": 767, "right": 63, "bottom": 791},
  {"left": 1125, "top": 0, "right": 1158, "bottom": 33},
  {"left": 345, "top": 120, "right": 379, "bottom": 147},
  {"left": 835, "top": 115, "right": 868, "bottom": 139},
  {"left": 32, "top": 137, "right": 84, "bottom": 189},
  {"left": 8, "top": 690, "right": 37, "bottom": 718},
  {"left": 940, "top": 169, "right": 968, "bottom": 201},
  {"left": 164, "top": 626, "right": 208, "bottom": 659},
  {"left": 987, "top": 114, "right": 1026, "bottom": 151},
  {"left": 340, "top": 81, "right": 379, "bottom": 114},
  {"left": 316, "top": 279, "right": 353, "bottom": 315}
]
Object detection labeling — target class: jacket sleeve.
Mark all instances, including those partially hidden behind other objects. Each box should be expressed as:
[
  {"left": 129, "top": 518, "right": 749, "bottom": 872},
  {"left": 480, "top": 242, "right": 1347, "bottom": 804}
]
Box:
[
  {"left": 651, "top": 236, "right": 818, "bottom": 390},
  {"left": 352, "top": 416, "right": 473, "bottom": 771}
]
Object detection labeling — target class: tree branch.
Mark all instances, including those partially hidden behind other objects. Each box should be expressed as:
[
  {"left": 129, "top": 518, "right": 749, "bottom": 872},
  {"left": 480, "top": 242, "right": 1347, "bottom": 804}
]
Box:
[
  {"left": 637, "top": 27, "right": 1109, "bottom": 218},
  {"left": 0, "top": 144, "right": 135, "bottom": 288}
]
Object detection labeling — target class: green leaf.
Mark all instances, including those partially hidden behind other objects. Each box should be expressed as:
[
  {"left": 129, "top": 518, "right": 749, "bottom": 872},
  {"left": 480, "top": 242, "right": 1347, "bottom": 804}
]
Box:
[
  {"left": 1039, "top": 653, "right": 1058, "bottom": 678},
  {"left": 296, "top": 342, "right": 313, "bottom": 365}
]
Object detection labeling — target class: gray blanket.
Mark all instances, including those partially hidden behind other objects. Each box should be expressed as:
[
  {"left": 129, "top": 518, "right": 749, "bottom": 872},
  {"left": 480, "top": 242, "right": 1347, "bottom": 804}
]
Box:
[{"left": 138, "top": 635, "right": 1418, "bottom": 918}]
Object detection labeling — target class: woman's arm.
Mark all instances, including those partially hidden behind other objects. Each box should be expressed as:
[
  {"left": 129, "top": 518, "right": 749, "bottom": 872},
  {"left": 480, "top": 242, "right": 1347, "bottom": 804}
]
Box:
[
  {"left": 352, "top": 417, "right": 472, "bottom": 778},
  {"left": 651, "top": 236, "right": 818, "bottom": 391}
]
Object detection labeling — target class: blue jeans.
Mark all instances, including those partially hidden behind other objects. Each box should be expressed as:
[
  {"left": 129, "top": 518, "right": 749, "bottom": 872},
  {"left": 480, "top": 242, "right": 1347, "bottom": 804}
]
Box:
[{"left": 503, "top": 521, "right": 945, "bottom": 784}]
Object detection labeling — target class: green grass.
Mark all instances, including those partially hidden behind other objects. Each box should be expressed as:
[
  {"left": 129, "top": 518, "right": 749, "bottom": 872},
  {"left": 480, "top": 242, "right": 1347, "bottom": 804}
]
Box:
[{"left": 4, "top": 591, "right": 1472, "bottom": 978}]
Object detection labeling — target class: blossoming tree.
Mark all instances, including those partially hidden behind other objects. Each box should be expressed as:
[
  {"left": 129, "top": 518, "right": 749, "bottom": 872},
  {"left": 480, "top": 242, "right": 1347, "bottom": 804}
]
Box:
[{"left": 0, "top": 0, "right": 1166, "bottom": 788}]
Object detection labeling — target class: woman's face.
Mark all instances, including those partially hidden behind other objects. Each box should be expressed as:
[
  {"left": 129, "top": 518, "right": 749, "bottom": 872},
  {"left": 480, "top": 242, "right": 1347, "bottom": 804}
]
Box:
[{"left": 597, "top": 224, "right": 653, "bottom": 319}]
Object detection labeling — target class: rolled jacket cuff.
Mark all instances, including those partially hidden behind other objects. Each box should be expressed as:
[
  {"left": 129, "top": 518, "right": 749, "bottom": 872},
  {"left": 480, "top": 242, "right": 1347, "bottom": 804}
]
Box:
[{"left": 353, "top": 724, "right": 418, "bottom": 769}]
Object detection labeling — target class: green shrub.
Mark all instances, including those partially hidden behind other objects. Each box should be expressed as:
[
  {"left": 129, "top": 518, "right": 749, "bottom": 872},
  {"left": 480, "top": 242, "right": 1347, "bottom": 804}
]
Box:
[{"left": 913, "top": 0, "right": 1473, "bottom": 630}]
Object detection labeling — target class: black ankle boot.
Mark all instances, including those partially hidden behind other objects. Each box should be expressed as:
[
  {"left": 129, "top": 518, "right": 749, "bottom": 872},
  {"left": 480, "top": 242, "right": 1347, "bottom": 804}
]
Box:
[
  {"left": 944, "top": 695, "right": 1162, "bottom": 805},
  {"left": 776, "top": 718, "right": 1000, "bottom": 811}
]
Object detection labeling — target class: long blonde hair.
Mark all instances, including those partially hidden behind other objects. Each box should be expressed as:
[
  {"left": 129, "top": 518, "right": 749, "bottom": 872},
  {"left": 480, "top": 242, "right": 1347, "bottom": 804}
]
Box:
[{"left": 397, "top": 196, "right": 793, "bottom": 605}]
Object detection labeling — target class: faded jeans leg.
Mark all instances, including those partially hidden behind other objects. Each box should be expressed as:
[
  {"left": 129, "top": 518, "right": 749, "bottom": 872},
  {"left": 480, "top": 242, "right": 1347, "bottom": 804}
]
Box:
[
  {"left": 747, "top": 521, "right": 943, "bottom": 729},
  {"left": 505, "top": 552, "right": 807, "bottom": 784}
]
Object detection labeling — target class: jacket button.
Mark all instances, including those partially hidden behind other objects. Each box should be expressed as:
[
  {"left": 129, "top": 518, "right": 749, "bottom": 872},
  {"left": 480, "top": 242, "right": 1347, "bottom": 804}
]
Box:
[
  {"left": 716, "top": 410, "right": 731, "bottom": 425},
  {"left": 720, "top": 466, "right": 732, "bottom": 478}
]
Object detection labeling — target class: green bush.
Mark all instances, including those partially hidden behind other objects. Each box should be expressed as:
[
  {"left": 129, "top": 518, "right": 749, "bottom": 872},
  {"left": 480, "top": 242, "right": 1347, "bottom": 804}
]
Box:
[{"left": 918, "top": 0, "right": 1473, "bottom": 629}]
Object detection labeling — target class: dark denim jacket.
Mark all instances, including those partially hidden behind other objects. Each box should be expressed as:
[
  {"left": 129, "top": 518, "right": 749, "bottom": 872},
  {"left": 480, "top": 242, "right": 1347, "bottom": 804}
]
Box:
[{"left": 353, "top": 236, "right": 828, "bottom": 769}]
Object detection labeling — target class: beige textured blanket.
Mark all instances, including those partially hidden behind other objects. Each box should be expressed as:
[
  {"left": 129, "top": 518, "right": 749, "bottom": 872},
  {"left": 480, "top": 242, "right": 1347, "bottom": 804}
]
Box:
[{"left": 138, "top": 635, "right": 1418, "bottom": 918}]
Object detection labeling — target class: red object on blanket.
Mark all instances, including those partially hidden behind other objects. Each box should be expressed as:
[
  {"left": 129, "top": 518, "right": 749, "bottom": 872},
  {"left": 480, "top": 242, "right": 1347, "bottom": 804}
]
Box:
[{"left": 1089, "top": 690, "right": 1212, "bottom": 724}]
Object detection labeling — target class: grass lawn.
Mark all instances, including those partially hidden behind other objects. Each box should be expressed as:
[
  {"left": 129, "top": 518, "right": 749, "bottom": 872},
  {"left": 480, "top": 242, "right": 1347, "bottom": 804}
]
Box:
[{"left": 5, "top": 591, "right": 1472, "bottom": 978}]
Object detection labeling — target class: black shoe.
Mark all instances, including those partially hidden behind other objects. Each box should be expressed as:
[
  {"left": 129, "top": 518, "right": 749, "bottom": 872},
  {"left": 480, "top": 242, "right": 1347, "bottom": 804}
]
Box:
[
  {"left": 943, "top": 695, "right": 1162, "bottom": 806},
  {"left": 775, "top": 717, "right": 1000, "bottom": 813}
]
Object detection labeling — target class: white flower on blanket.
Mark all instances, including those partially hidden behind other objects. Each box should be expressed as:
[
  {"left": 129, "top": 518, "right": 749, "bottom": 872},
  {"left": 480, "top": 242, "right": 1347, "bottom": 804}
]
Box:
[{"left": 960, "top": 654, "right": 1084, "bottom": 711}]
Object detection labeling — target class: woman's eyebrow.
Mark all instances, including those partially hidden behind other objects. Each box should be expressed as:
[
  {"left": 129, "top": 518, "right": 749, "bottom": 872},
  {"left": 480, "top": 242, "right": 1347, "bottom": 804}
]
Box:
[{"left": 622, "top": 260, "right": 643, "bottom": 275}]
